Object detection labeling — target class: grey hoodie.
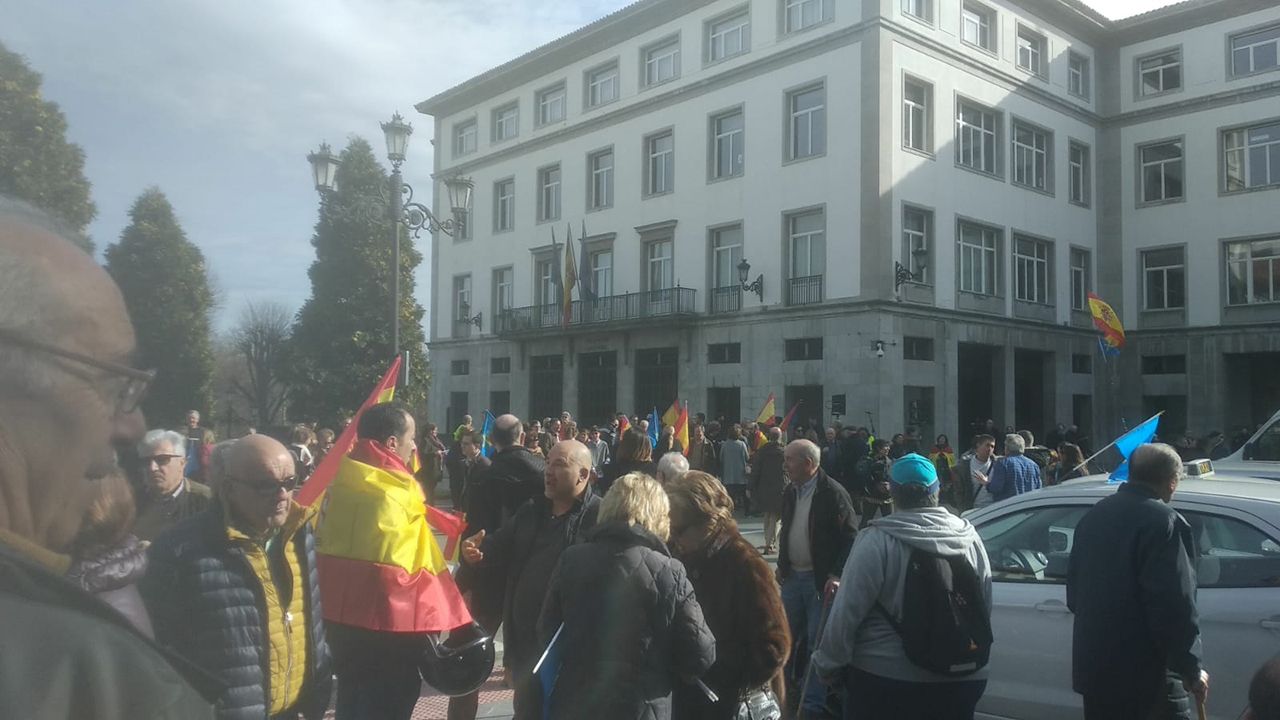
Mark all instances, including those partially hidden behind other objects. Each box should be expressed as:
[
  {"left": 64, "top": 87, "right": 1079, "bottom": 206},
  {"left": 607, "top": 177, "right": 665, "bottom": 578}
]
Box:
[{"left": 811, "top": 506, "right": 993, "bottom": 683}]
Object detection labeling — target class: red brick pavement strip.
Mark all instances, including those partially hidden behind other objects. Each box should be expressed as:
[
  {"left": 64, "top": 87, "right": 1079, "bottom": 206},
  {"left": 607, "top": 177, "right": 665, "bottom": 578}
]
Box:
[{"left": 323, "top": 669, "right": 515, "bottom": 720}]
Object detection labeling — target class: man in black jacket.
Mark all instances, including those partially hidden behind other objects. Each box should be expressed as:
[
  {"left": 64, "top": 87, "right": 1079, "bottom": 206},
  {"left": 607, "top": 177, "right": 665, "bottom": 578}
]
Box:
[
  {"left": 1067, "top": 443, "right": 1209, "bottom": 720},
  {"left": 777, "top": 439, "right": 858, "bottom": 719}
]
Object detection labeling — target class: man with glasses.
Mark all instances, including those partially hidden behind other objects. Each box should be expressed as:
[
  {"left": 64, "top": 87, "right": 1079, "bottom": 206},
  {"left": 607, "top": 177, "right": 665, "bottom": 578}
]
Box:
[
  {"left": 143, "top": 434, "right": 333, "bottom": 720},
  {"left": 133, "top": 429, "right": 213, "bottom": 541},
  {"left": 0, "top": 195, "right": 214, "bottom": 717}
]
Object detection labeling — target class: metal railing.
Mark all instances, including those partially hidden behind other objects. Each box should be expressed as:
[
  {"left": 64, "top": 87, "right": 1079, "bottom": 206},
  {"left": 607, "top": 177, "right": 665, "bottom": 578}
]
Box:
[
  {"left": 709, "top": 286, "right": 742, "bottom": 314},
  {"left": 787, "top": 274, "right": 824, "bottom": 306},
  {"left": 495, "top": 287, "right": 698, "bottom": 335}
]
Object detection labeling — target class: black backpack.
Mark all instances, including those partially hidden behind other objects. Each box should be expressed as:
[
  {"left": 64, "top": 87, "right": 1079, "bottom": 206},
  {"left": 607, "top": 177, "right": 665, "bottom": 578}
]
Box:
[{"left": 878, "top": 548, "right": 993, "bottom": 677}]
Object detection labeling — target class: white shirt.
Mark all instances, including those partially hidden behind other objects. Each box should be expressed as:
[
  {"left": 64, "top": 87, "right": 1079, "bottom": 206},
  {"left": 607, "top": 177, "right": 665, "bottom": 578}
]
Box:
[{"left": 787, "top": 473, "right": 819, "bottom": 572}]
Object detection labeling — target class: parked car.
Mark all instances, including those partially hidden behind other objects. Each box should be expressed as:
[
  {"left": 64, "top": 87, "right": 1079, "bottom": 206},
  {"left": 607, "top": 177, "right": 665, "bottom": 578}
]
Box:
[
  {"left": 969, "top": 471, "right": 1280, "bottom": 720},
  {"left": 1215, "top": 408, "right": 1280, "bottom": 480}
]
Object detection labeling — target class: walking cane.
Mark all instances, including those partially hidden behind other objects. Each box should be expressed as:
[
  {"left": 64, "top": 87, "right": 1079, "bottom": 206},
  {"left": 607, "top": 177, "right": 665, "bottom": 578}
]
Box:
[{"left": 800, "top": 581, "right": 840, "bottom": 717}]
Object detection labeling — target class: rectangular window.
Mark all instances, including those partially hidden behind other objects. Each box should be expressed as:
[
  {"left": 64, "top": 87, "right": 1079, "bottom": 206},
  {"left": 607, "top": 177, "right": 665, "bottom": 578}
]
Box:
[
  {"left": 1013, "top": 235, "right": 1051, "bottom": 304},
  {"left": 958, "top": 221, "right": 999, "bottom": 296},
  {"left": 590, "top": 249, "right": 613, "bottom": 297},
  {"left": 1012, "top": 121, "right": 1050, "bottom": 191},
  {"left": 784, "top": 337, "right": 824, "bottom": 361},
  {"left": 961, "top": 2, "right": 995, "bottom": 52},
  {"left": 646, "top": 239, "right": 674, "bottom": 291},
  {"left": 788, "top": 84, "right": 826, "bottom": 160},
  {"left": 902, "top": 0, "right": 932, "bottom": 23},
  {"left": 536, "top": 83, "right": 566, "bottom": 126},
  {"left": 784, "top": 0, "right": 830, "bottom": 33},
  {"left": 491, "top": 357, "right": 511, "bottom": 374},
  {"left": 788, "top": 209, "right": 826, "bottom": 279},
  {"left": 1071, "top": 353, "right": 1092, "bottom": 374},
  {"left": 645, "top": 131, "right": 675, "bottom": 195},
  {"left": 1141, "top": 355, "right": 1187, "bottom": 375},
  {"left": 1070, "top": 248, "right": 1091, "bottom": 311},
  {"left": 453, "top": 274, "right": 472, "bottom": 325},
  {"left": 453, "top": 120, "right": 477, "bottom": 157},
  {"left": 707, "top": 10, "right": 750, "bottom": 62},
  {"left": 903, "top": 77, "right": 932, "bottom": 153},
  {"left": 903, "top": 205, "right": 931, "bottom": 284},
  {"left": 643, "top": 37, "right": 680, "bottom": 87},
  {"left": 711, "top": 225, "right": 744, "bottom": 288},
  {"left": 588, "top": 148, "right": 614, "bottom": 209},
  {"left": 1231, "top": 23, "right": 1280, "bottom": 77},
  {"left": 535, "top": 258, "right": 556, "bottom": 306},
  {"left": 1224, "top": 121, "right": 1280, "bottom": 192},
  {"left": 1069, "top": 141, "right": 1091, "bottom": 206},
  {"left": 1016, "top": 26, "right": 1047, "bottom": 78},
  {"left": 711, "top": 109, "right": 745, "bottom": 179},
  {"left": 1142, "top": 247, "right": 1186, "bottom": 310},
  {"left": 956, "top": 99, "right": 999, "bottom": 175},
  {"left": 1138, "top": 50, "right": 1182, "bottom": 96},
  {"left": 492, "top": 103, "right": 519, "bottom": 142},
  {"left": 493, "top": 267, "right": 513, "bottom": 313},
  {"left": 904, "top": 336, "right": 935, "bottom": 361},
  {"left": 586, "top": 62, "right": 619, "bottom": 107},
  {"left": 708, "top": 342, "right": 742, "bottom": 364},
  {"left": 537, "top": 165, "right": 560, "bottom": 222},
  {"left": 1226, "top": 237, "right": 1280, "bottom": 305},
  {"left": 1139, "top": 140, "right": 1184, "bottom": 203},
  {"left": 1068, "top": 52, "right": 1091, "bottom": 99},
  {"left": 493, "top": 178, "right": 515, "bottom": 232},
  {"left": 450, "top": 359, "right": 470, "bottom": 376}
]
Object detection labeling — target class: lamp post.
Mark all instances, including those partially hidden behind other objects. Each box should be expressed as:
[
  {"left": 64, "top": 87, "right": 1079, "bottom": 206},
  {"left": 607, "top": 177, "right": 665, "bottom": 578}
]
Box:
[
  {"left": 894, "top": 247, "right": 928, "bottom": 292},
  {"left": 736, "top": 257, "right": 764, "bottom": 302}
]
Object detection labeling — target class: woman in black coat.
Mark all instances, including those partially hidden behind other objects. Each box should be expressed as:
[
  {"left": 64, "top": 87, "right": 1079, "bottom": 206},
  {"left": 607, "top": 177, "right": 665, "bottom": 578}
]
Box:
[
  {"left": 538, "top": 472, "right": 715, "bottom": 720},
  {"left": 598, "top": 428, "right": 658, "bottom": 496}
]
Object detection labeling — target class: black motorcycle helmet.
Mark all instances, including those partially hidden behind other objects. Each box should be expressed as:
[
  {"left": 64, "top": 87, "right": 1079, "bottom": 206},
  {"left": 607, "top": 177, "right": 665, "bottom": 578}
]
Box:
[{"left": 418, "top": 622, "right": 496, "bottom": 697}]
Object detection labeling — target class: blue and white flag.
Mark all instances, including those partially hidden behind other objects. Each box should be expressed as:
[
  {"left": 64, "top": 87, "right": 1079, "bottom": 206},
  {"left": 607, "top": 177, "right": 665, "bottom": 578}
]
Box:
[
  {"left": 479, "top": 410, "right": 497, "bottom": 458},
  {"left": 647, "top": 407, "right": 661, "bottom": 449},
  {"left": 1108, "top": 413, "right": 1161, "bottom": 483}
]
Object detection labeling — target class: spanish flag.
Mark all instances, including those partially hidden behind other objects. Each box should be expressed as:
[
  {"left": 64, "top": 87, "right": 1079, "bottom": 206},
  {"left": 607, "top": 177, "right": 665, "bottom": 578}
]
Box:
[
  {"left": 618, "top": 415, "right": 630, "bottom": 435},
  {"left": 661, "top": 399, "right": 681, "bottom": 428},
  {"left": 1087, "top": 292, "right": 1125, "bottom": 350},
  {"left": 779, "top": 401, "right": 803, "bottom": 432},
  {"left": 675, "top": 403, "right": 690, "bottom": 457},
  {"left": 316, "top": 439, "right": 473, "bottom": 632},
  {"left": 562, "top": 224, "right": 577, "bottom": 328},
  {"left": 755, "top": 393, "right": 777, "bottom": 426}
]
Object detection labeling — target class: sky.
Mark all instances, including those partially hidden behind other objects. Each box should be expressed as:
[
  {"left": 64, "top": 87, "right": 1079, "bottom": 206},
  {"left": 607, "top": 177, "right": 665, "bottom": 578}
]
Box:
[{"left": 3, "top": 0, "right": 1175, "bottom": 334}]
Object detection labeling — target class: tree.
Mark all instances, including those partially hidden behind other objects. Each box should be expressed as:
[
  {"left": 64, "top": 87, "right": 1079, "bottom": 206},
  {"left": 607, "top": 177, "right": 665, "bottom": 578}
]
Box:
[
  {"left": 228, "top": 302, "right": 292, "bottom": 429},
  {"left": 0, "top": 42, "right": 96, "bottom": 252},
  {"left": 287, "top": 137, "right": 429, "bottom": 424},
  {"left": 105, "top": 188, "right": 215, "bottom": 427}
]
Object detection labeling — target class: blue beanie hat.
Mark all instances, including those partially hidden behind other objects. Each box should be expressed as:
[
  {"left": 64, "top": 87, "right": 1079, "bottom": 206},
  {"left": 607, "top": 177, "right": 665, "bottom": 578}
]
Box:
[{"left": 890, "top": 453, "right": 939, "bottom": 488}]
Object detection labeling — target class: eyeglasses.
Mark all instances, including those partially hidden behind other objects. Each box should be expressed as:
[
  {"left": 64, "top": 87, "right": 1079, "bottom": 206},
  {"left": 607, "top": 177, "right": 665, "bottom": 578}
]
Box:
[
  {"left": 232, "top": 475, "right": 301, "bottom": 497},
  {"left": 143, "top": 454, "right": 183, "bottom": 467},
  {"left": 0, "top": 326, "right": 155, "bottom": 416}
]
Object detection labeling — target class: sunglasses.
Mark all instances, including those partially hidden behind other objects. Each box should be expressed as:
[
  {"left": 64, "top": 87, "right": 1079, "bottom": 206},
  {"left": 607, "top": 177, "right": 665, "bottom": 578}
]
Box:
[
  {"left": 232, "top": 475, "right": 302, "bottom": 497},
  {"left": 143, "top": 454, "right": 184, "bottom": 467}
]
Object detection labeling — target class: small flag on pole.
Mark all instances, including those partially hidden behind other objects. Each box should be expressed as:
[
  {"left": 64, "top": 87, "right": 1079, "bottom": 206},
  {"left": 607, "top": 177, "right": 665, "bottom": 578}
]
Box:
[{"left": 1108, "top": 412, "right": 1162, "bottom": 483}]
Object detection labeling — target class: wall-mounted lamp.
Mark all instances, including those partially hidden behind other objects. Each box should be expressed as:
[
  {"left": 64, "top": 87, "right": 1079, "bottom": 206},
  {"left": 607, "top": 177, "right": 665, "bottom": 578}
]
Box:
[{"left": 736, "top": 258, "right": 764, "bottom": 302}]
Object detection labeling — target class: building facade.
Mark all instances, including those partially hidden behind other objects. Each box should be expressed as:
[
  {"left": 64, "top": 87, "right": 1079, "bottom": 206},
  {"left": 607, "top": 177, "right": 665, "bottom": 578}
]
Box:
[{"left": 417, "top": 0, "right": 1280, "bottom": 446}]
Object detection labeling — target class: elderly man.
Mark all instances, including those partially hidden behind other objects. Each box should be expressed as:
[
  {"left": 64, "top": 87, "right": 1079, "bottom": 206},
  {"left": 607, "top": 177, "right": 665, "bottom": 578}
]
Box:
[
  {"left": 656, "top": 450, "right": 690, "bottom": 485},
  {"left": 1068, "top": 443, "right": 1208, "bottom": 719},
  {"left": 133, "top": 428, "right": 214, "bottom": 541},
  {"left": 144, "top": 435, "right": 332, "bottom": 719},
  {"left": 778, "top": 438, "right": 858, "bottom": 718},
  {"left": 460, "top": 439, "right": 600, "bottom": 719},
  {"left": 685, "top": 423, "right": 719, "bottom": 475},
  {"left": 986, "top": 433, "right": 1042, "bottom": 502},
  {"left": 0, "top": 195, "right": 214, "bottom": 717}
]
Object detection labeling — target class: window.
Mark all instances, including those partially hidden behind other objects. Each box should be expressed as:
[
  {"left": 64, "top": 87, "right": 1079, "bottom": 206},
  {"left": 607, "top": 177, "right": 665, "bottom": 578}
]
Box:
[
  {"left": 959, "top": 221, "right": 999, "bottom": 295},
  {"left": 535, "top": 257, "right": 557, "bottom": 306},
  {"left": 453, "top": 274, "right": 472, "bottom": 325},
  {"left": 493, "top": 267, "right": 513, "bottom": 313},
  {"left": 1014, "top": 235, "right": 1051, "bottom": 304},
  {"left": 1016, "top": 26, "right": 1047, "bottom": 78},
  {"left": 1070, "top": 248, "right": 1091, "bottom": 311},
  {"left": 903, "top": 77, "right": 932, "bottom": 153},
  {"left": 586, "top": 62, "right": 619, "bottom": 108},
  {"left": 1141, "top": 355, "right": 1187, "bottom": 374},
  {"left": 643, "top": 36, "right": 680, "bottom": 87},
  {"left": 961, "top": 2, "right": 995, "bottom": 52},
  {"left": 1068, "top": 52, "right": 1090, "bottom": 99},
  {"left": 1226, "top": 237, "right": 1280, "bottom": 305},
  {"left": 711, "top": 225, "right": 744, "bottom": 289},
  {"left": 450, "top": 359, "right": 470, "bottom": 376},
  {"left": 1138, "top": 50, "right": 1182, "bottom": 96},
  {"left": 537, "top": 165, "right": 561, "bottom": 222},
  {"left": 1231, "top": 23, "right": 1280, "bottom": 77},
  {"left": 788, "top": 209, "right": 825, "bottom": 279},
  {"left": 785, "top": 337, "right": 824, "bottom": 361},
  {"left": 977, "top": 505, "right": 1091, "bottom": 583},
  {"left": 645, "top": 131, "right": 674, "bottom": 196},
  {"left": 493, "top": 178, "right": 515, "bottom": 232},
  {"left": 646, "top": 239, "right": 674, "bottom": 291},
  {"left": 904, "top": 336, "right": 935, "bottom": 361},
  {"left": 1139, "top": 140, "right": 1184, "bottom": 203},
  {"left": 1224, "top": 121, "right": 1280, "bottom": 192},
  {"left": 903, "top": 205, "right": 931, "bottom": 284},
  {"left": 784, "top": 0, "right": 830, "bottom": 33},
  {"left": 492, "top": 103, "right": 519, "bottom": 141},
  {"left": 588, "top": 148, "right": 614, "bottom": 210},
  {"left": 453, "top": 120, "right": 477, "bottom": 157},
  {"left": 1142, "top": 247, "right": 1185, "bottom": 310},
  {"left": 1071, "top": 354, "right": 1092, "bottom": 374},
  {"left": 1069, "top": 141, "right": 1091, "bottom": 206},
  {"left": 708, "top": 342, "right": 742, "bottom": 364},
  {"left": 707, "top": 10, "right": 750, "bottom": 62},
  {"left": 590, "top": 249, "right": 613, "bottom": 297},
  {"left": 787, "top": 84, "right": 826, "bottom": 160},
  {"left": 1012, "top": 121, "right": 1050, "bottom": 191},
  {"left": 536, "top": 83, "right": 566, "bottom": 126},
  {"left": 956, "top": 99, "right": 999, "bottom": 175},
  {"left": 902, "top": 0, "right": 932, "bottom": 24},
  {"left": 1182, "top": 511, "right": 1280, "bottom": 589},
  {"left": 491, "top": 357, "right": 511, "bottom": 374},
  {"left": 711, "top": 109, "right": 745, "bottom": 179},
  {"left": 455, "top": 208, "right": 473, "bottom": 241}
]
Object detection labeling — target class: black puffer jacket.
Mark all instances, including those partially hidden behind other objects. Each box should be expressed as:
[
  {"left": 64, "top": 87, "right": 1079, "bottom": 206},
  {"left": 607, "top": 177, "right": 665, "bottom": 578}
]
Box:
[
  {"left": 538, "top": 522, "right": 716, "bottom": 720},
  {"left": 66, "top": 534, "right": 155, "bottom": 638}
]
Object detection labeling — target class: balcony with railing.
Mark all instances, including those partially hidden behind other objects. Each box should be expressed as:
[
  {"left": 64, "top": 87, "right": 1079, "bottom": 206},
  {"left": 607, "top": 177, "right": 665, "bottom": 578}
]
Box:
[
  {"left": 494, "top": 287, "right": 699, "bottom": 336},
  {"left": 709, "top": 286, "right": 742, "bottom": 314},
  {"left": 787, "top": 275, "right": 824, "bottom": 306}
]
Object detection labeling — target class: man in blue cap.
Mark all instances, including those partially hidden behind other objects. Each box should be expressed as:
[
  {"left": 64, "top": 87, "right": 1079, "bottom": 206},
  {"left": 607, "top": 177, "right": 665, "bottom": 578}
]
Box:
[{"left": 812, "top": 453, "right": 994, "bottom": 720}]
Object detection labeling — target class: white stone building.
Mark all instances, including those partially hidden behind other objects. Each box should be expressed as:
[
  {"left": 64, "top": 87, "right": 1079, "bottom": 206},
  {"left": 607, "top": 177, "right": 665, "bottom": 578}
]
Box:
[{"left": 416, "top": 0, "right": 1280, "bottom": 446}]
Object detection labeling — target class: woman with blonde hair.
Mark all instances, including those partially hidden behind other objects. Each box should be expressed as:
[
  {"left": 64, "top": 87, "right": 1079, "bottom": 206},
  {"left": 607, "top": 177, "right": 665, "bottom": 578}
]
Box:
[
  {"left": 539, "top": 473, "right": 715, "bottom": 720},
  {"left": 667, "top": 471, "right": 790, "bottom": 720}
]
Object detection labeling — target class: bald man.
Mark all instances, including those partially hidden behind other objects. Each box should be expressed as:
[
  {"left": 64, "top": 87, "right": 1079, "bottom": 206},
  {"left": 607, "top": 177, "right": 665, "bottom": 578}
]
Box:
[
  {"left": 460, "top": 439, "right": 600, "bottom": 720},
  {"left": 144, "top": 435, "right": 333, "bottom": 720},
  {"left": 0, "top": 196, "right": 215, "bottom": 717}
]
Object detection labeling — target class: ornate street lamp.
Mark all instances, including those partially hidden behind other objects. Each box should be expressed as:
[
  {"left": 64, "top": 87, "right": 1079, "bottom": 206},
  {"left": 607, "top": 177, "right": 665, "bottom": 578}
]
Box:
[
  {"left": 736, "top": 257, "right": 764, "bottom": 302},
  {"left": 457, "top": 302, "right": 483, "bottom": 330},
  {"left": 306, "top": 142, "right": 341, "bottom": 193},
  {"left": 894, "top": 247, "right": 928, "bottom": 291}
]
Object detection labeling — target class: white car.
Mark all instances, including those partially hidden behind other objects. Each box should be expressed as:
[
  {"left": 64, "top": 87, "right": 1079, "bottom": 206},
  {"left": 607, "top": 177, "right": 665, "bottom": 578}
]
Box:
[
  {"left": 1215, "top": 408, "right": 1280, "bottom": 480},
  {"left": 970, "top": 473, "right": 1280, "bottom": 720}
]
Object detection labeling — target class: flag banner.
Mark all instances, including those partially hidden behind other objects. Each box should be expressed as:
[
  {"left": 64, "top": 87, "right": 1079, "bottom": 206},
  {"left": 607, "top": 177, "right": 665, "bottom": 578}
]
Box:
[
  {"left": 675, "top": 403, "right": 690, "bottom": 457},
  {"left": 753, "top": 429, "right": 768, "bottom": 451},
  {"left": 618, "top": 415, "right": 630, "bottom": 435},
  {"left": 1098, "top": 337, "right": 1121, "bottom": 359},
  {"left": 578, "top": 219, "right": 596, "bottom": 301},
  {"left": 779, "top": 401, "right": 803, "bottom": 432},
  {"left": 661, "top": 399, "right": 680, "bottom": 428},
  {"left": 647, "top": 408, "right": 661, "bottom": 449},
  {"left": 480, "top": 409, "right": 497, "bottom": 458},
  {"left": 562, "top": 224, "right": 577, "bottom": 328},
  {"left": 536, "top": 623, "right": 565, "bottom": 719},
  {"left": 1087, "top": 292, "right": 1126, "bottom": 349},
  {"left": 1107, "top": 413, "right": 1162, "bottom": 483},
  {"left": 316, "top": 439, "right": 472, "bottom": 632},
  {"left": 755, "top": 393, "right": 777, "bottom": 426},
  {"left": 296, "top": 355, "right": 402, "bottom": 507}
]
